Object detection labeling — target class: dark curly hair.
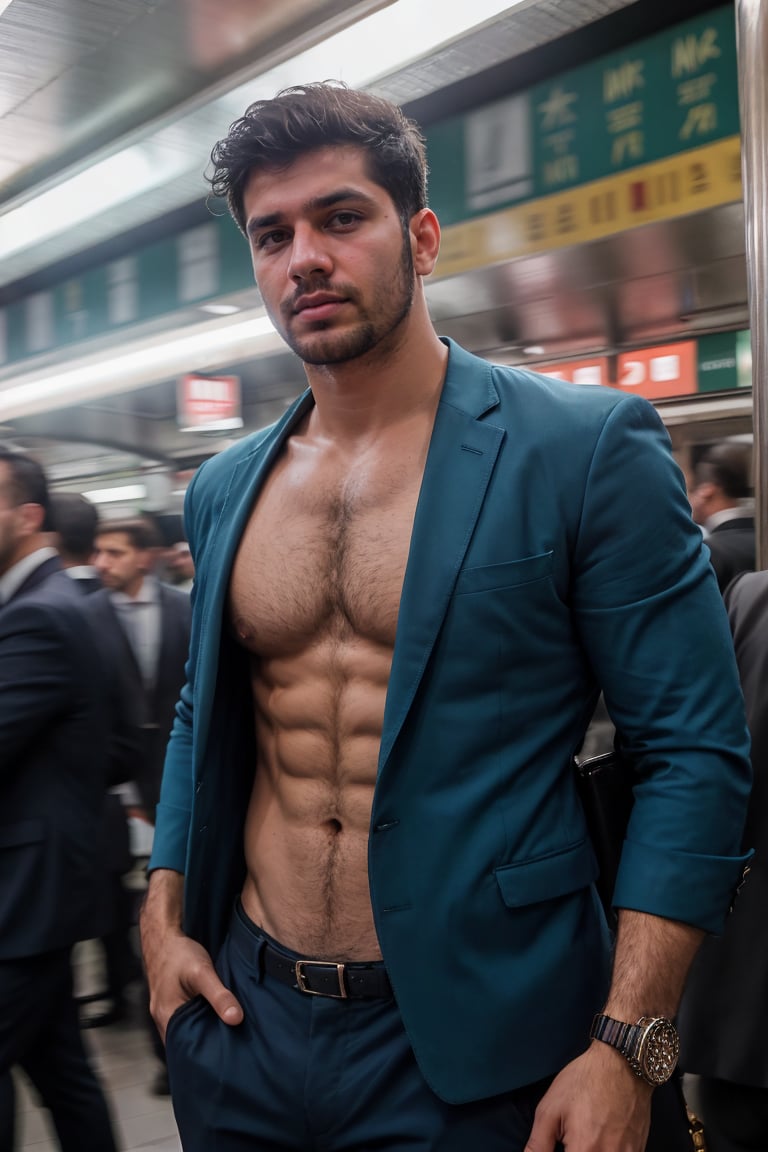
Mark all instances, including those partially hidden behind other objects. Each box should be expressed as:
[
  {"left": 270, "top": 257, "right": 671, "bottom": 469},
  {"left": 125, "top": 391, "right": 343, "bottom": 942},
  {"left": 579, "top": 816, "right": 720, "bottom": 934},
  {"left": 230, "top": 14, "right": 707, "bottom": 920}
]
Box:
[{"left": 208, "top": 82, "right": 428, "bottom": 234}]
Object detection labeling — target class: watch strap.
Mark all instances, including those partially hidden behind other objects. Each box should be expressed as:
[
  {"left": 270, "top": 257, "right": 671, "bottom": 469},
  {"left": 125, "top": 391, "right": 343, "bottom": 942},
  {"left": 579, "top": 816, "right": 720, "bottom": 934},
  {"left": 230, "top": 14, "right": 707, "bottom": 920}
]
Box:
[
  {"left": 590, "top": 1013, "right": 679, "bottom": 1085},
  {"left": 590, "top": 1013, "right": 643, "bottom": 1060}
]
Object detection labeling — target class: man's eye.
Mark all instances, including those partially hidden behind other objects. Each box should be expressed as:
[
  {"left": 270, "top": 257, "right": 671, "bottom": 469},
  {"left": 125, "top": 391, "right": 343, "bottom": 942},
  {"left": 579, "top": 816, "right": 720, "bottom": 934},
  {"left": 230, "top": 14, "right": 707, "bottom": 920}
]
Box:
[
  {"left": 331, "top": 212, "right": 359, "bottom": 227},
  {"left": 256, "top": 230, "right": 287, "bottom": 250}
]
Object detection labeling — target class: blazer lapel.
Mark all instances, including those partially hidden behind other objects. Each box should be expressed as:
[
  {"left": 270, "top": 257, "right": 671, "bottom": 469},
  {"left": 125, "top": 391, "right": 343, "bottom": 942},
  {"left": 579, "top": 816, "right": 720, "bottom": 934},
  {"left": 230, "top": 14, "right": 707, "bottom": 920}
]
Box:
[{"left": 378, "top": 342, "right": 504, "bottom": 772}]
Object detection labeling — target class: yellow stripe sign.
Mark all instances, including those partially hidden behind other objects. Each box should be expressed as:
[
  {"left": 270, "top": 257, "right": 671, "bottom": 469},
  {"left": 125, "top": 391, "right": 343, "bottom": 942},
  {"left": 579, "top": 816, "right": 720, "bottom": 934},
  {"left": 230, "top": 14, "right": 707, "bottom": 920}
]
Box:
[{"left": 433, "top": 136, "right": 742, "bottom": 281}]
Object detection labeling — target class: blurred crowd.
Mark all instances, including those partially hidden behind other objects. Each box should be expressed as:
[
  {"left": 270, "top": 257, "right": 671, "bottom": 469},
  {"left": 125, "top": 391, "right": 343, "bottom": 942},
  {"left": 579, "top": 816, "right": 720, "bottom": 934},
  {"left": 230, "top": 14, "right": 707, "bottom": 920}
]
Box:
[{"left": 0, "top": 456, "right": 194, "bottom": 1150}]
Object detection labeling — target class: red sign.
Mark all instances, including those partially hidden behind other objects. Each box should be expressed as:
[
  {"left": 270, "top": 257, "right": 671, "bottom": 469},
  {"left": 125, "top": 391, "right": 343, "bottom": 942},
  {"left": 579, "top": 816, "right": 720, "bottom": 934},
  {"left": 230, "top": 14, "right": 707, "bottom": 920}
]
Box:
[
  {"left": 537, "top": 357, "right": 609, "bottom": 387},
  {"left": 615, "top": 342, "right": 696, "bottom": 400},
  {"left": 177, "top": 374, "right": 242, "bottom": 430}
]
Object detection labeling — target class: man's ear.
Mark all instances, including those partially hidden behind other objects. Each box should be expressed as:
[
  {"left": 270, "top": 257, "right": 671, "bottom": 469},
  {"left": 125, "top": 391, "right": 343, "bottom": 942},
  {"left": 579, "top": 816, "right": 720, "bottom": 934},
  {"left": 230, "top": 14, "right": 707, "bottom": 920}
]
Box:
[
  {"left": 19, "top": 501, "right": 46, "bottom": 536},
  {"left": 696, "top": 481, "right": 716, "bottom": 504},
  {"left": 409, "top": 209, "right": 441, "bottom": 277}
]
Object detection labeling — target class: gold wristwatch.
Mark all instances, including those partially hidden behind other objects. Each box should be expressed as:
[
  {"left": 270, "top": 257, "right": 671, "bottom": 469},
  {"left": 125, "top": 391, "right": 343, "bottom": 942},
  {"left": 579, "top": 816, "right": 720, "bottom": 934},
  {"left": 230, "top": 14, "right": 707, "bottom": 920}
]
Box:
[{"left": 590, "top": 1013, "right": 680, "bottom": 1085}]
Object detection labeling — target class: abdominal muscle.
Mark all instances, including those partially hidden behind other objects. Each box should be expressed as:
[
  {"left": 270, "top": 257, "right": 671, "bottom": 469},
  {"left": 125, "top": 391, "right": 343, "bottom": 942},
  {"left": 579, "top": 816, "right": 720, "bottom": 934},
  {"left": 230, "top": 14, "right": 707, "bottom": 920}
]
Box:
[{"left": 240, "top": 634, "right": 389, "bottom": 961}]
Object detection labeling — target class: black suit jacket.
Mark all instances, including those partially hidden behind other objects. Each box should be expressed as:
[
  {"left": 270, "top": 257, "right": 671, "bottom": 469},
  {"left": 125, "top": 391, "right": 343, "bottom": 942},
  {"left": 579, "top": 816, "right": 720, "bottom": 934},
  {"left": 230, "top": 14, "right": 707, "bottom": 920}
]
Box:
[
  {"left": 679, "top": 568, "right": 768, "bottom": 1086},
  {"left": 0, "top": 559, "right": 110, "bottom": 959},
  {"left": 86, "top": 583, "right": 191, "bottom": 815},
  {"left": 705, "top": 516, "right": 755, "bottom": 593}
]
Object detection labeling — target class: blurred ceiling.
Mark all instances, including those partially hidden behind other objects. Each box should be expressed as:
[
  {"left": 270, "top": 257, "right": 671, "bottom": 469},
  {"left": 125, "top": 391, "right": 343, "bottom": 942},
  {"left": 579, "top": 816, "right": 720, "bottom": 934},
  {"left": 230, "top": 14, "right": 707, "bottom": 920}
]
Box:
[{"left": 0, "top": 0, "right": 749, "bottom": 493}]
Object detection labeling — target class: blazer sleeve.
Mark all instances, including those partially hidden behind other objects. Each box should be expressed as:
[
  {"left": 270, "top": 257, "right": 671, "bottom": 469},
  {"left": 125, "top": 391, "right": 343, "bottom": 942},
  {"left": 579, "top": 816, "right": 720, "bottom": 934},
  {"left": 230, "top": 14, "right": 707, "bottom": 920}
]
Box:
[
  {"left": 572, "top": 394, "right": 751, "bottom": 934},
  {"left": 149, "top": 473, "right": 203, "bottom": 874}
]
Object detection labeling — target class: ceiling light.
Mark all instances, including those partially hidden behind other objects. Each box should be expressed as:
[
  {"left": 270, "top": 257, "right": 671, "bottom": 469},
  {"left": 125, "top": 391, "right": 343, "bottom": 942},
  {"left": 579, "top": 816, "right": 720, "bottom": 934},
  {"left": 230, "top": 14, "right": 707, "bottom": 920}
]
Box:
[
  {"left": 522, "top": 345, "right": 545, "bottom": 356},
  {"left": 231, "top": 0, "right": 533, "bottom": 97},
  {"left": 199, "top": 303, "right": 242, "bottom": 315},
  {"left": 0, "top": 310, "right": 280, "bottom": 421},
  {"left": 0, "top": 143, "right": 191, "bottom": 261},
  {"left": 0, "top": 0, "right": 529, "bottom": 263},
  {"left": 83, "top": 484, "right": 146, "bottom": 505}
]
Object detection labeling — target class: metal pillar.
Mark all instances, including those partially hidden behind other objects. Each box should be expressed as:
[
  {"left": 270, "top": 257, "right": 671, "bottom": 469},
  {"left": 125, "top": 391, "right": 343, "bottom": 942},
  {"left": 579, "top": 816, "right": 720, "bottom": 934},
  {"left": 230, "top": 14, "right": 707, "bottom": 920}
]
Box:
[{"left": 737, "top": 0, "right": 768, "bottom": 569}]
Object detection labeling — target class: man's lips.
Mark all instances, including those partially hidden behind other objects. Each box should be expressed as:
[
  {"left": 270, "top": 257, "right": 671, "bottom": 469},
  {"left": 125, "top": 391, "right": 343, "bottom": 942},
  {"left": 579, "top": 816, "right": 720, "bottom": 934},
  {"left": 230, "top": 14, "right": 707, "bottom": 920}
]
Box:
[{"left": 292, "top": 293, "right": 347, "bottom": 318}]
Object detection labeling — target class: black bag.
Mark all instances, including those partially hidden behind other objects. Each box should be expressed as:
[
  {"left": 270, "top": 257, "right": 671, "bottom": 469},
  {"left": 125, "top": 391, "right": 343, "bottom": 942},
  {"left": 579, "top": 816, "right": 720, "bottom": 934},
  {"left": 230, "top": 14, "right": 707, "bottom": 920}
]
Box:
[{"left": 574, "top": 748, "right": 635, "bottom": 921}]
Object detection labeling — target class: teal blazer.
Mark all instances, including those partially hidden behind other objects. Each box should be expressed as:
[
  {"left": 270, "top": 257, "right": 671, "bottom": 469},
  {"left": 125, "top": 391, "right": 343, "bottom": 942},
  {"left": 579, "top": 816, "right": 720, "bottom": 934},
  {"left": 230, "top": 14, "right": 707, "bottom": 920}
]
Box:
[{"left": 151, "top": 339, "right": 751, "bottom": 1103}]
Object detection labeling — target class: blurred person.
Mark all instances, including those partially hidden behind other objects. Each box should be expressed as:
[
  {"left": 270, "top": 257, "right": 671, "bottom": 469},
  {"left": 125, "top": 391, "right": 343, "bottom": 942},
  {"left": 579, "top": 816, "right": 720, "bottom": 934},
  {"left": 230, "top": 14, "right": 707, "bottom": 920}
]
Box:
[
  {"left": 48, "top": 491, "right": 102, "bottom": 592},
  {"left": 141, "top": 84, "right": 751, "bottom": 1152},
  {"left": 678, "top": 567, "right": 768, "bottom": 1151},
  {"left": 0, "top": 449, "right": 117, "bottom": 1151},
  {"left": 166, "top": 540, "right": 195, "bottom": 592},
  {"left": 92, "top": 518, "right": 190, "bottom": 1091},
  {"left": 48, "top": 492, "right": 141, "bottom": 1030},
  {"left": 92, "top": 518, "right": 191, "bottom": 822},
  {"left": 687, "top": 442, "right": 755, "bottom": 592}
]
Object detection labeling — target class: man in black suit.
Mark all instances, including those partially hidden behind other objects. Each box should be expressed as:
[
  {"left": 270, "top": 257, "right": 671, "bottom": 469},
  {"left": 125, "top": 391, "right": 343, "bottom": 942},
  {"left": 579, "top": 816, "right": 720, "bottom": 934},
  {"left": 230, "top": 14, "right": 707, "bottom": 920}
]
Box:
[
  {"left": 48, "top": 493, "right": 143, "bottom": 1030},
  {"left": 49, "top": 492, "right": 102, "bottom": 593},
  {"left": 688, "top": 442, "right": 755, "bottom": 593},
  {"left": 91, "top": 518, "right": 191, "bottom": 823},
  {"left": 0, "top": 449, "right": 117, "bottom": 1151},
  {"left": 678, "top": 568, "right": 768, "bottom": 1150},
  {"left": 89, "top": 518, "right": 190, "bottom": 1087}
]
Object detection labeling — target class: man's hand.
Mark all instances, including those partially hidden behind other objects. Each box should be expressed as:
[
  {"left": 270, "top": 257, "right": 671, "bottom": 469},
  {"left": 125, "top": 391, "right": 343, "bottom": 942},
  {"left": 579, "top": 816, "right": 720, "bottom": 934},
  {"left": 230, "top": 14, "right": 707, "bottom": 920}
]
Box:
[
  {"left": 525, "top": 1043, "right": 652, "bottom": 1151},
  {"left": 140, "top": 868, "right": 243, "bottom": 1041}
]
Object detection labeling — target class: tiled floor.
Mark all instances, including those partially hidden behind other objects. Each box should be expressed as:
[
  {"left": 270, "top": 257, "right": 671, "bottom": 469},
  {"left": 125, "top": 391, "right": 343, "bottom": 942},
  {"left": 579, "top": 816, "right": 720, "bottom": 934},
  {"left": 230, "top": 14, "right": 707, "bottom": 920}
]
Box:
[
  {"left": 17, "top": 1017, "right": 180, "bottom": 1150},
  {"left": 15, "top": 1005, "right": 181, "bottom": 1151},
  {"left": 14, "top": 940, "right": 181, "bottom": 1152}
]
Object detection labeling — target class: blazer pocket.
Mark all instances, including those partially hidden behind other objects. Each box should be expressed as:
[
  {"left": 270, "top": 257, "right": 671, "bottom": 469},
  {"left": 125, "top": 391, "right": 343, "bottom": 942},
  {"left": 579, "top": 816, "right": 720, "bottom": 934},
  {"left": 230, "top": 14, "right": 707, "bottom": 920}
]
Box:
[
  {"left": 455, "top": 551, "right": 554, "bottom": 595},
  {"left": 0, "top": 819, "right": 45, "bottom": 849},
  {"left": 494, "top": 839, "right": 598, "bottom": 908}
]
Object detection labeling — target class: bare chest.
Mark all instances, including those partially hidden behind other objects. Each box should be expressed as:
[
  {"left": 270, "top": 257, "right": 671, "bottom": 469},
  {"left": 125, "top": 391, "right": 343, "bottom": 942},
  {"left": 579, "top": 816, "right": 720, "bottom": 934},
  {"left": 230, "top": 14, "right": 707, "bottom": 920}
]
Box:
[{"left": 230, "top": 444, "right": 424, "bottom": 654}]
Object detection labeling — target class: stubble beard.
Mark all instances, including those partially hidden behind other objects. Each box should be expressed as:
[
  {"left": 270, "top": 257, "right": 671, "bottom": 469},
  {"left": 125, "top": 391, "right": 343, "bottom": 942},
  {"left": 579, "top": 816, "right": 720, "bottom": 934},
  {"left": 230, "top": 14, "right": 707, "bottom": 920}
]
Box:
[{"left": 278, "top": 230, "right": 415, "bottom": 367}]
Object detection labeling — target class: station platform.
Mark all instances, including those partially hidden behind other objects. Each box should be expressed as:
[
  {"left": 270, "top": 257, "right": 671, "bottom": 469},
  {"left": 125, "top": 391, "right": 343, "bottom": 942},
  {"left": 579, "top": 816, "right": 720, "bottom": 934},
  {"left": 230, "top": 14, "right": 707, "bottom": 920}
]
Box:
[
  {"left": 13, "top": 939, "right": 181, "bottom": 1151},
  {"left": 15, "top": 1018, "right": 181, "bottom": 1151}
]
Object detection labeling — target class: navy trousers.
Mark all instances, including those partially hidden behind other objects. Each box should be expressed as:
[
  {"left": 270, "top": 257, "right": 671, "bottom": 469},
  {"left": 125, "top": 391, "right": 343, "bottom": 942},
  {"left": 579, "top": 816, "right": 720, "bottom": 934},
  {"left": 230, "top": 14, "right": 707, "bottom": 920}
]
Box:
[
  {"left": 166, "top": 904, "right": 552, "bottom": 1151},
  {"left": 0, "top": 948, "right": 117, "bottom": 1151}
]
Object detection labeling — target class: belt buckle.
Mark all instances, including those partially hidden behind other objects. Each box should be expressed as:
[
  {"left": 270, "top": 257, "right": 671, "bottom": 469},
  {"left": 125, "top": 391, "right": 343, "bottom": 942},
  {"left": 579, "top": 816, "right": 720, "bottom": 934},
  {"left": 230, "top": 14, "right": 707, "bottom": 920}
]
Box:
[{"left": 294, "top": 959, "right": 348, "bottom": 999}]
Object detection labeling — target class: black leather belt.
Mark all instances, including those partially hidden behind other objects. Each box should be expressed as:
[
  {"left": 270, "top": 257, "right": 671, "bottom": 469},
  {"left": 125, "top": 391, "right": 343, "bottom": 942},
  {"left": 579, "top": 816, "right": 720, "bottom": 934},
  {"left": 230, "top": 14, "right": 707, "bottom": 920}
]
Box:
[{"left": 262, "top": 943, "right": 392, "bottom": 1000}]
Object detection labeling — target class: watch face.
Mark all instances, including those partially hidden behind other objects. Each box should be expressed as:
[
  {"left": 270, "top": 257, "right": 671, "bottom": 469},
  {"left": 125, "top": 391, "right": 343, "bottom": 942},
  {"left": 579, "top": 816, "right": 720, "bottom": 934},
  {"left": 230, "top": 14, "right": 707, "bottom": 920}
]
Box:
[{"left": 640, "top": 1019, "right": 680, "bottom": 1085}]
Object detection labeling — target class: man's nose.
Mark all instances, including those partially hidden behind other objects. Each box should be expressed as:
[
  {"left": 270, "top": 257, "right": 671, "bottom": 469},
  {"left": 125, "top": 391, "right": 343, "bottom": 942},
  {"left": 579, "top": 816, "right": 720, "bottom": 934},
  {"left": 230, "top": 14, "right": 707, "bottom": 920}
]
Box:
[{"left": 288, "top": 225, "right": 333, "bottom": 282}]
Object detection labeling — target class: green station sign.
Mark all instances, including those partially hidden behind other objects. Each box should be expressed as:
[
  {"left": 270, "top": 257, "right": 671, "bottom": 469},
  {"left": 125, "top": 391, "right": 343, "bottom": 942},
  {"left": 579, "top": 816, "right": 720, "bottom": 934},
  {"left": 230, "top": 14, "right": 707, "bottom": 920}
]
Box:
[
  {"left": 697, "top": 329, "right": 752, "bottom": 392},
  {"left": 428, "top": 4, "right": 738, "bottom": 226}
]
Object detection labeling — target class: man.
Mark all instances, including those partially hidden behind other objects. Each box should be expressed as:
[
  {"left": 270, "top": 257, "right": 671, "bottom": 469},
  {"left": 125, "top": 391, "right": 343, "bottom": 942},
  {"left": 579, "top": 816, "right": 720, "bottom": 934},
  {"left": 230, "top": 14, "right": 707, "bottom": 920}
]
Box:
[
  {"left": 91, "top": 517, "right": 190, "bottom": 1089},
  {"left": 678, "top": 568, "right": 768, "bottom": 1151},
  {"left": 141, "top": 84, "right": 751, "bottom": 1152},
  {"left": 48, "top": 493, "right": 143, "bottom": 1030},
  {"left": 48, "top": 491, "right": 102, "bottom": 593},
  {"left": 91, "top": 518, "right": 191, "bottom": 821},
  {"left": 0, "top": 450, "right": 117, "bottom": 1151},
  {"left": 165, "top": 540, "right": 195, "bottom": 592},
  {"left": 687, "top": 441, "right": 755, "bottom": 592}
]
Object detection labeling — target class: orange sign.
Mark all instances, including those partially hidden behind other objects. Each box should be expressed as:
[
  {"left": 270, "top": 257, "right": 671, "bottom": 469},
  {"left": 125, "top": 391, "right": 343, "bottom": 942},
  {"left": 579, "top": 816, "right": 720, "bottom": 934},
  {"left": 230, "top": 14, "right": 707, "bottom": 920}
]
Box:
[
  {"left": 177, "top": 374, "right": 243, "bottom": 431},
  {"left": 537, "top": 357, "right": 609, "bottom": 387},
  {"left": 615, "top": 342, "right": 696, "bottom": 400}
]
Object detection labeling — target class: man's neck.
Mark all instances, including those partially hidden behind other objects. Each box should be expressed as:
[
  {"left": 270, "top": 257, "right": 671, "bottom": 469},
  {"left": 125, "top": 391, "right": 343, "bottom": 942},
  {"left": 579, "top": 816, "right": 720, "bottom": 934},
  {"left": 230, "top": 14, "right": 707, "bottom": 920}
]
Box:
[
  {"left": 302, "top": 313, "right": 448, "bottom": 443},
  {"left": 119, "top": 574, "right": 148, "bottom": 601}
]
